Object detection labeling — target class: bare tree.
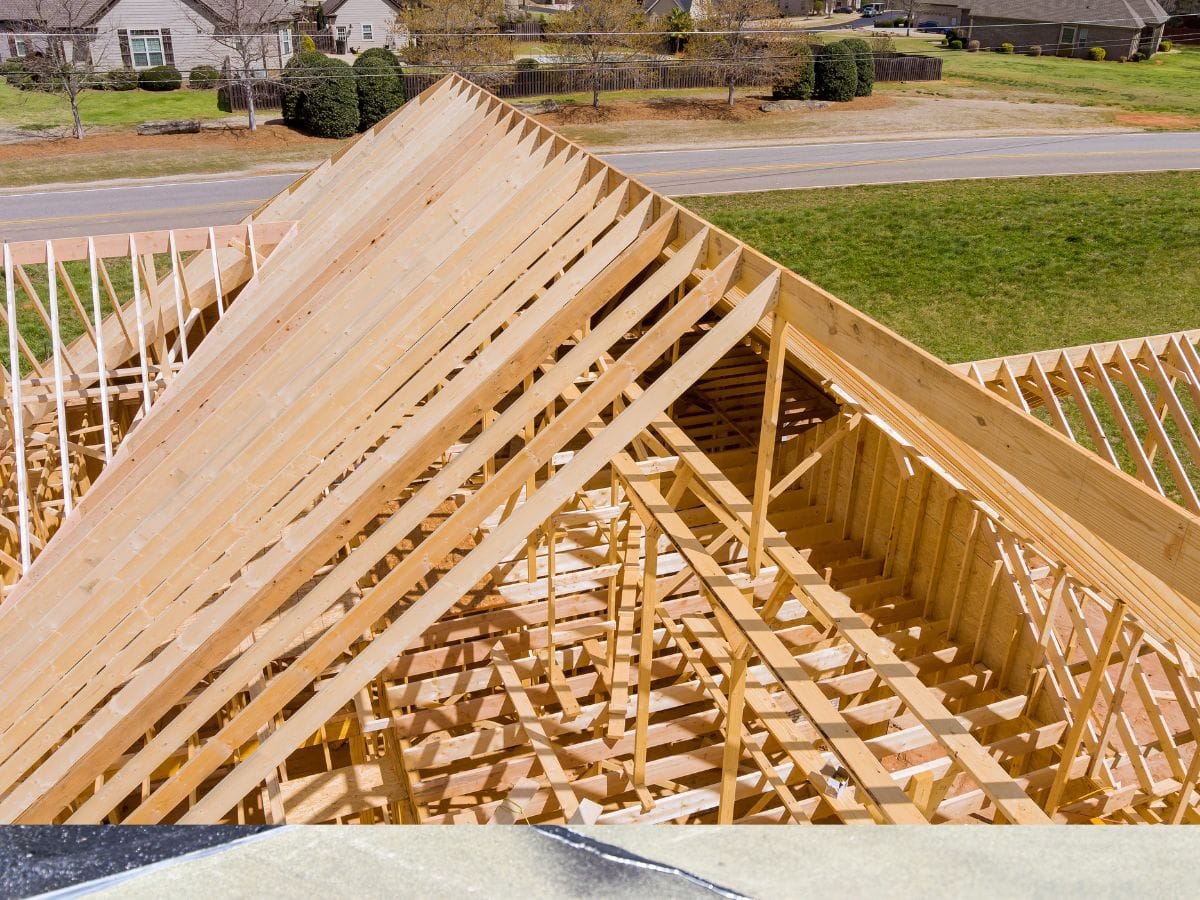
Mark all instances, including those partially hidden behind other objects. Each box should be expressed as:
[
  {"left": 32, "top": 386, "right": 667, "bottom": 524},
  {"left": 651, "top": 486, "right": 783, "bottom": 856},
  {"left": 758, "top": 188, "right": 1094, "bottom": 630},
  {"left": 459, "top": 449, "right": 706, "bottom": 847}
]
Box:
[
  {"left": 687, "top": 0, "right": 784, "bottom": 107},
  {"left": 894, "top": 0, "right": 933, "bottom": 36},
  {"left": 22, "top": 0, "right": 111, "bottom": 140},
  {"left": 548, "top": 0, "right": 653, "bottom": 109},
  {"left": 395, "top": 0, "right": 513, "bottom": 89},
  {"left": 193, "top": 0, "right": 297, "bottom": 132}
]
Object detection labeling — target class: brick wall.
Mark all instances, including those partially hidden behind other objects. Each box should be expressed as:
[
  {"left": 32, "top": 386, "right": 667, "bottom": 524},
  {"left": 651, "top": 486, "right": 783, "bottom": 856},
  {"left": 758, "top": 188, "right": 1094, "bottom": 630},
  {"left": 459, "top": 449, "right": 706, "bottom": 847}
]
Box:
[{"left": 965, "top": 16, "right": 1142, "bottom": 58}]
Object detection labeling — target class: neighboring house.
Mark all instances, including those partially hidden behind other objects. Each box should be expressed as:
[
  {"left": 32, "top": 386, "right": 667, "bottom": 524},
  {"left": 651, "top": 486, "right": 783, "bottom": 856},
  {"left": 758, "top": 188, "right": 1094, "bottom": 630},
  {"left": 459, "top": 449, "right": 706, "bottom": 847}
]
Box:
[
  {"left": 920, "top": 3, "right": 963, "bottom": 26},
  {"left": 959, "top": 0, "right": 1170, "bottom": 58},
  {"left": 0, "top": 0, "right": 299, "bottom": 73},
  {"left": 322, "top": 0, "right": 404, "bottom": 52}
]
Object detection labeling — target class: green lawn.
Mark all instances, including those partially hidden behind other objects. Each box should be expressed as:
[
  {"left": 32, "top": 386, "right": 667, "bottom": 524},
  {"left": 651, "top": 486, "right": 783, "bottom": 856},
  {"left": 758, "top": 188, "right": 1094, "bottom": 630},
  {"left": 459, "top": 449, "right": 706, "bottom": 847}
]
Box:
[
  {"left": 0, "top": 82, "right": 227, "bottom": 130},
  {"left": 885, "top": 40, "right": 1200, "bottom": 118},
  {"left": 683, "top": 171, "right": 1200, "bottom": 363}
]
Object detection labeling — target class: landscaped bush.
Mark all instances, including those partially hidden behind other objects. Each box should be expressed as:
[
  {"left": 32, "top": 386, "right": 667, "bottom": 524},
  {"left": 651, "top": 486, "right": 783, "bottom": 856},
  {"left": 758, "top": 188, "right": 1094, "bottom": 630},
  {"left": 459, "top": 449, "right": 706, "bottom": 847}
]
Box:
[
  {"left": 282, "top": 51, "right": 359, "bottom": 137},
  {"left": 188, "top": 64, "right": 220, "bottom": 89},
  {"left": 1088, "top": 46, "right": 1107, "bottom": 61},
  {"left": 968, "top": 39, "right": 981, "bottom": 51},
  {"left": 300, "top": 34, "right": 317, "bottom": 52},
  {"left": 106, "top": 67, "right": 139, "bottom": 91},
  {"left": 1130, "top": 50, "right": 1146, "bottom": 61},
  {"left": 949, "top": 39, "right": 963, "bottom": 50},
  {"left": 838, "top": 37, "right": 874, "bottom": 97},
  {"left": 772, "top": 43, "right": 815, "bottom": 100},
  {"left": 1161, "top": 40, "right": 1173, "bottom": 52},
  {"left": 999, "top": 42, "right": 1015, "bottom": 54},
  {"left": 516, "top": 57, "right": 539, "bottom": 71},
  {"left": 814, "top": 41, "right": 858, "bottom": 103},
  {"left": 1029, "top": 44, "right": 1042, "bottom": 56},
  {"left": 353, "top": 47, "right": 405, "bottom": 131},
  {"left": 1, "top": 59, "right": 31, "bottom": 88},
  {"left": 281, "top": 50, "right": 327, "bottom": 124},
  {"left": 139, "top": 65, "right": 182, "bottom": 91}
]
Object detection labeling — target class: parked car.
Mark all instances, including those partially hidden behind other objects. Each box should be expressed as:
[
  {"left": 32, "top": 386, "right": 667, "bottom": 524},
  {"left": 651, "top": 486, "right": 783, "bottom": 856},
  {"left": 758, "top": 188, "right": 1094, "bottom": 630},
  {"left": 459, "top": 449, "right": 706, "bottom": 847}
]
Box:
[
  {"left": 834, "top": 4, "right": 855, "bottom": 12},
  {"left": 918, "top": 20, "right": 951, "bottom": 33},
  {"left": 862, "top": 4, "right": 883, "bottom": 16}
]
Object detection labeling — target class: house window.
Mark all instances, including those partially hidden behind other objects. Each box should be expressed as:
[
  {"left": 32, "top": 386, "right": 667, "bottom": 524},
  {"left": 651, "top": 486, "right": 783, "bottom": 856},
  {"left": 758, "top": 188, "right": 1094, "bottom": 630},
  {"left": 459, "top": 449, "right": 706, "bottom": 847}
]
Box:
[
  {"left": 13, "top": 34, "right": 27, "bottom": 56},
  {"left": 1078, "top": 28, "right": 1089, "bottom": 45},
  {"left": 362, "top": 24, "right": 373, "bottom": 41},
  {"left": 336, "top": 25, "right": 349, "bottom": 38},
  {"left": 130, "top": 29, "right": 165, "bottom": 68},
  {"left": 279, "top": 27, "right": 293, "bottom": 57}
]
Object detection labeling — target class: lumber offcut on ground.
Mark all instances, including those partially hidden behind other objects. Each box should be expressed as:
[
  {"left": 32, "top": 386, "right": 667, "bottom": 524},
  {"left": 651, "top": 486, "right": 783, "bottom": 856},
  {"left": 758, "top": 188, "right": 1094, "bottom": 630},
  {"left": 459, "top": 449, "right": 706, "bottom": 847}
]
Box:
[{"left": 0, "top": 76, "right": 1199, "bottom": 826}]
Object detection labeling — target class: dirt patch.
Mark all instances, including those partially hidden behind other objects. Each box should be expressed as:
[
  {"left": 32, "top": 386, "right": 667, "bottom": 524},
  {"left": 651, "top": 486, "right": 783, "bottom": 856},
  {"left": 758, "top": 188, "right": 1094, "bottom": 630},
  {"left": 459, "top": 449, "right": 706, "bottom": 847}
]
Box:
[
  {"left": 1114, "top": 111, "right": 1200, "bottom": 129},
  {"left": 538, "top": 94, "right": 894, "bottom": 128},
  {"left": 0, "top": 124, "right": 339, "bottom": 164}
]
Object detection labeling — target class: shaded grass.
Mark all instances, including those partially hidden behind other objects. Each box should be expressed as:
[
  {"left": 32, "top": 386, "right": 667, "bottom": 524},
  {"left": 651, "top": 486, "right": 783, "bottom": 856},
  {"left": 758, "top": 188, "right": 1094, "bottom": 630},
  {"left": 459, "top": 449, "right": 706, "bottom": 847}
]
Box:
[
  {"left": 683, "top": 171, "right": 1200, "bottom": 363},
  {"left": 0, "top": 83, "right": 228, "bottom": 130}
]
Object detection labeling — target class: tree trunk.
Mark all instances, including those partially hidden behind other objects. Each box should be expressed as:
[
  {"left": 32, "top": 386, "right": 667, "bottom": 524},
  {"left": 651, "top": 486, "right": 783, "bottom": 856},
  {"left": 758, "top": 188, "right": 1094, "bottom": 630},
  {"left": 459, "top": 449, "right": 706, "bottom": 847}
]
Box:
[
  {"left": 247, "top": 84, "right": 258, "bottom": 132},
  {"left": 727, "top": 78, "right": 735, "bottom": 107},
  {"left": 592, "top": 71, "right": 600, "bottom": 109},
  {"left": 243, "top": 65, "right": 258, "bottom": 132},
  {"left": 70, "top": 91, "right": 85, "bottom": 140}
]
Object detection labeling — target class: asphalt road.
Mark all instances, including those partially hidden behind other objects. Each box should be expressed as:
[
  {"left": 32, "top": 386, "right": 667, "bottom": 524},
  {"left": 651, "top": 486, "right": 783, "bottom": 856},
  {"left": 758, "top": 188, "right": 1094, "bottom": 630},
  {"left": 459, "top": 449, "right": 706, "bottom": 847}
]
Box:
[{"left": 3, "top": 132, "right": 1199, "bottom": 241}]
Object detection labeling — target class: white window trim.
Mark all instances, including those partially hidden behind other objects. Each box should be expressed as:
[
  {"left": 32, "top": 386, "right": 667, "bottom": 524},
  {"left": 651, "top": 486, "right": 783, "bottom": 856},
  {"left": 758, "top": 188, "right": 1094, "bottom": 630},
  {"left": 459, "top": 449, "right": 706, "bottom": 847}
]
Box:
[
  {"left": 362, "top": 23, "right": 374, "bottom": 41},
  {"left": 129, "top": 28, "right": 166, "bottom": 70},
  {"left": 279, "top": 27, "right": 293, "bottom": 57},
  {"left": 13, "top": 34, "right": 28, "bottom": 56}
]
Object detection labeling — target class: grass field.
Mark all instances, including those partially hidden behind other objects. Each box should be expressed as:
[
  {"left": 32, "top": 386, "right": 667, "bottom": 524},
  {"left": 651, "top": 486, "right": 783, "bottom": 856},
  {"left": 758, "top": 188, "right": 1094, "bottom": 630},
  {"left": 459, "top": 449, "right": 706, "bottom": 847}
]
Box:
[
  {"left": 886, "top": 40, "right": 1200, "bottom": 118},
  {"left": 683, "top": 171, "right": 1200, "bottom": 363},
  {"left": 0, "top": 144, "right": 336, "bottom": 188},
  {"left": 0, "top": 83, "right": 227, "bottom": 130}
]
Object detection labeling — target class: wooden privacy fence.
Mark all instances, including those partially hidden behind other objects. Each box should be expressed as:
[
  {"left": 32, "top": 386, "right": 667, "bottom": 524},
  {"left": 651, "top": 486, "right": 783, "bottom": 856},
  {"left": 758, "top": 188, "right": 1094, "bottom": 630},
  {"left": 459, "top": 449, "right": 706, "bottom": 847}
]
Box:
[
  {"left": 873, "top": 51, "right": 943, "bottom": 82},
  {"left": 220, "top": 54, "right": 941, "bottom": 112}
]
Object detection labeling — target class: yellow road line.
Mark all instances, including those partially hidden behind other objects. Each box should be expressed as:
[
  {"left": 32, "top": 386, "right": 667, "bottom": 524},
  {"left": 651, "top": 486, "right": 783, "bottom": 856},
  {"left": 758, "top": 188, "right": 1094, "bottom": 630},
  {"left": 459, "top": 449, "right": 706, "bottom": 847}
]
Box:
[
  {"left": 636, "top": 147, "right": 1200, "bottom": 179},
  {"left": 0, "top": 198, "right": 266, "bottom": 229}
]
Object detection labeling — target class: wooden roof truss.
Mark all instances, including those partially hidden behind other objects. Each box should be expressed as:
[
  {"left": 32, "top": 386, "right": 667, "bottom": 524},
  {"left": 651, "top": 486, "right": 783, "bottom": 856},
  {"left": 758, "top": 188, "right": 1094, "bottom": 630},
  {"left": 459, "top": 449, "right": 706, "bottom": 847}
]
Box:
[{"left": 0, "top": 77, "right": 1199, "bottom": 825}]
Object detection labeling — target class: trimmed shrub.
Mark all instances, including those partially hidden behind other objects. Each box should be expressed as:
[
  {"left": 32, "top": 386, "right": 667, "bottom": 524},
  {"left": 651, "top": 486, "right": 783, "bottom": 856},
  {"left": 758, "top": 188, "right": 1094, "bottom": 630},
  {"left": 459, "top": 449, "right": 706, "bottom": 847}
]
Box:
[
  {"left": 281, "top": 49, "right": 327, "bottom": 125},
  {"left": 949, "top": 39, "right": 963, "bottom": 50},
  {"left": 353, "top": 47, "right": 405, "bottom": 131},
  {"left": 772, "top": 43, "right": 815, "bottom": 100},
  {"left": 1028, "top": 44, "right": 1042, "bottom": 56},
  {"left": 106, "top": 66, "right": 139, "bottom": 91},
  {"left": 283, "top": 52, "right": 359, "bottom": 137},
  {"left": 1161, "top": 40, "right": 1173, "bottom": 52},
  {"left": 1130, "top": 50, "right": 1146, "bottom": 62},
  {"left": 1088, "top": 46, "right": 1107, "bottom": 61},
  {"left": 838, "top": 37, "right": 873, "bottom": 97},
  {"left": 968, "top": 39, "right": 981, "bottom": 51},
  {"left": 188, "top": 64, "right": 220, "bottom": 90},
  {"left": 999, "top": 42, "right": 1015, "bottom": 54},
  {"left": 300, "top": 34, "right": 317, "bottom": 52},
  {"left": 516, "top": 57, "right": 539, "bottom": 71},
  {"left": 1, "top": 59, "right": 32, "bottom": 88},
  {"left": 814, "top": 41, "right": 858, "bottom": 103},
  {"left": 139, "top": 65, "right": 182, "bottom": 91}
]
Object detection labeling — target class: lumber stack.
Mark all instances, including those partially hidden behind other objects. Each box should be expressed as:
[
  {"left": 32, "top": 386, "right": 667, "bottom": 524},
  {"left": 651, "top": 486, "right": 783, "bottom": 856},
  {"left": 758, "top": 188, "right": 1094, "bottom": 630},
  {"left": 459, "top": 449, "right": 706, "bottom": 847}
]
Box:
[{"left": 0, "top": 77, "right": 1198, "bottom": 825}]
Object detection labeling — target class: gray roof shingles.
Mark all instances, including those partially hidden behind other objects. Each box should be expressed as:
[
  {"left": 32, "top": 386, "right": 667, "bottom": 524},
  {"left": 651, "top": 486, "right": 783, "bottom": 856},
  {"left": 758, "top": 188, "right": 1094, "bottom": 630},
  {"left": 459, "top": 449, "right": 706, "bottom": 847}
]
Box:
[{"left": 963, "top": 0, "right": 1171, "bottom": 27}]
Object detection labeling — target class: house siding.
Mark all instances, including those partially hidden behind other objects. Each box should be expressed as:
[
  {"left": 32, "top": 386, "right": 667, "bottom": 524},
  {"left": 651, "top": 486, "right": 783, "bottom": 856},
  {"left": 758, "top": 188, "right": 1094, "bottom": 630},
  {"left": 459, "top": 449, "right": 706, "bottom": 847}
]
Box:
[
  {"left": 328, "top": 0, "right": 401, "bottom": 51},
  {"left": 964, "top": 15, "right": 1143, "bottom": 57},
  {"left": 1, "top": 0, "right": 294, "bottom": 73}
]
